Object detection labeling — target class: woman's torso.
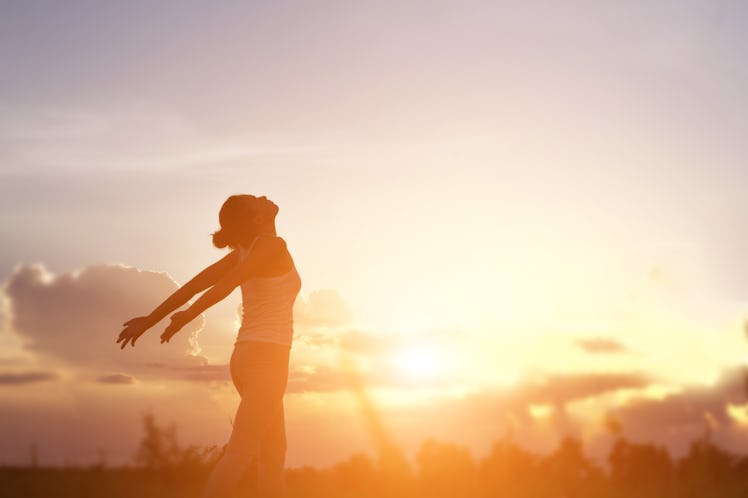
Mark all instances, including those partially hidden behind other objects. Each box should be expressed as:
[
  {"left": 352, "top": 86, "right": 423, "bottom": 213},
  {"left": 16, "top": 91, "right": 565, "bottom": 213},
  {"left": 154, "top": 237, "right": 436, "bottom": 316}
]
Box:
[{"left": 234, "top": 235, "right": 302, "bottom": 347}]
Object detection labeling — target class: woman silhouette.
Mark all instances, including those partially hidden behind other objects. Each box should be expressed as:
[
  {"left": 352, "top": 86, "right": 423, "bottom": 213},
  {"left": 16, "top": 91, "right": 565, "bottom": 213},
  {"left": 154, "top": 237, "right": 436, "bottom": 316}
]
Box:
[{"left": 117, "top": 194, "right": 302, "bottom": 498}]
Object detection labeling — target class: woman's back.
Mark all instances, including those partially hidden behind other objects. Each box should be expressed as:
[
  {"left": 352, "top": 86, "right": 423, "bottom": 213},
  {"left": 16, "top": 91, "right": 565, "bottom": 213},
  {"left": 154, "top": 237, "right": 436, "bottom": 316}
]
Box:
[{"left": 234, "top": 236, "right": 301, "bottom": 347}]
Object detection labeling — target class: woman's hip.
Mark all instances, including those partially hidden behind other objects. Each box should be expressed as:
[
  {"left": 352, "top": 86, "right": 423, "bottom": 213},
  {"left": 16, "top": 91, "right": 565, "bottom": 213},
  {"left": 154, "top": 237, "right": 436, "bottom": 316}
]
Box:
[{"left": 229, "top": 340, "right": 290, "bottom": 395}]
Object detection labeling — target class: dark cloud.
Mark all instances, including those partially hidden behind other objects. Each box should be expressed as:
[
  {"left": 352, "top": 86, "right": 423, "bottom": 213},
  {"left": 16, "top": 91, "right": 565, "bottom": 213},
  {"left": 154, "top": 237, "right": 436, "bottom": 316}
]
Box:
[
  {"left": 3, "top": 263, "right": 207, "bottom": 378},
  {"left": 520, "top": 372, "right": 649, "bottom": 404},
  {"left": 574, "top": 337, "right": 629, "bottom": 354},
  {"left": 427, "top": 366, "right": 748, "bottom": 459},
  {"left": 175, "top": 364, "right": 230, "bottom": 383},
  {"left": 294, "top": 289, "right": 352, "bottom": 327},
  {"left": 0, "top": 371, "right": 57, "bottom": 385},
  {"left": 438, "top": 372, "right": 652, "bottom": 427},
  {"left": 95, "top": 373, "right": 135, "bottom": 384},
  {"left": 609, "top": 366, "right": 748, "bottom": 455}
]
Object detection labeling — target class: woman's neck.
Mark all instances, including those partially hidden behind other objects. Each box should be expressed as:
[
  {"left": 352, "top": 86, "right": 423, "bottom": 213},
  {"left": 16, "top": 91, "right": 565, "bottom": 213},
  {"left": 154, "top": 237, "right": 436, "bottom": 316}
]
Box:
[
  {"left": 242, "top": 228, "right": 276, "bottom": 247},
  {"left": 256, "top": 225, "right": 277, "bottom": 237}
]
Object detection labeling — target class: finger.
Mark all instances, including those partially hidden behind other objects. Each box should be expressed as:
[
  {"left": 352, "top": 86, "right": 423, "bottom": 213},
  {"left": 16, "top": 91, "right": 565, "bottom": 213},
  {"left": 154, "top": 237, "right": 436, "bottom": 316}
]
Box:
[
  {"left": 122, "top": 335, "right": 132, "bottom": 349},
  {"left": 161, "top": 329, "right": 174, "bottom": 343}
]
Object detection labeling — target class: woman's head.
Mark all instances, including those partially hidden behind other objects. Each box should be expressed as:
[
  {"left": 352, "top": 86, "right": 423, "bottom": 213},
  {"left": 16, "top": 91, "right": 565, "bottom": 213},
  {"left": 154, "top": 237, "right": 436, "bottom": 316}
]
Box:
[{"left": 212, "top": 194, "right": 279, "bottom": 249}]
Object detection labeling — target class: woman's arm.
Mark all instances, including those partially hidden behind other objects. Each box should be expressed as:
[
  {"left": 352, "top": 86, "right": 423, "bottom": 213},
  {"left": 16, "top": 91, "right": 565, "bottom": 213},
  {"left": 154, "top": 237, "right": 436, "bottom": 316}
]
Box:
[
  {"left": 145, "top": 250, "right": 240, "bottom": 325},
  {"left": 160, "top": 238, "right": 284, "bottom": 343},
  {"left": 117, "top": 250, "right": 239, "bottom": 348}
]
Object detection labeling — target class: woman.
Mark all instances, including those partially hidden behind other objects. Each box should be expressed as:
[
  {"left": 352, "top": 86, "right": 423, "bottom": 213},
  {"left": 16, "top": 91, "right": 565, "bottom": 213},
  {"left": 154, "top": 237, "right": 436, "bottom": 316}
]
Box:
[{"left": 116, "top": 194, "right": 302, "bottom": 498}]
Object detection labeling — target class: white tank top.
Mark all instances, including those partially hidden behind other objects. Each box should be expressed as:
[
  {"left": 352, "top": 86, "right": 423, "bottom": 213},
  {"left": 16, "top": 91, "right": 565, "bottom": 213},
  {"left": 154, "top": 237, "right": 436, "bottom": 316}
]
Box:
[{"left": 234, "top": 235, "right": 302, "bottom": 347}]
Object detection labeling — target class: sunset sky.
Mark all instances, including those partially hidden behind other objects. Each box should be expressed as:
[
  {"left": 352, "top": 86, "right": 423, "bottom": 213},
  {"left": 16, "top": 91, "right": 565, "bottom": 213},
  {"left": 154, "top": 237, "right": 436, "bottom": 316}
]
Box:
[{"left": 2, "top": 0, "right": 748, "bottom": 468}]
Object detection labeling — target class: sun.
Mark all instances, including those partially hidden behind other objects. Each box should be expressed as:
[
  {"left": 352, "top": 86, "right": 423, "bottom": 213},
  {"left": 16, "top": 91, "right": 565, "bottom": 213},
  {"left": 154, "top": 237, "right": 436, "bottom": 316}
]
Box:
[{"left": 393, "top": 345, "right": 443, "bottom": 379}]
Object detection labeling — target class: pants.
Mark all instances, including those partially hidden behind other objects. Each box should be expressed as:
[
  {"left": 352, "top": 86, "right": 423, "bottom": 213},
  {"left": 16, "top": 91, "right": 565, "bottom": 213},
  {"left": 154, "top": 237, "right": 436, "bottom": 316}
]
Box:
[{"left": 202, "top": 340, "right": 291, "bottom": 498}]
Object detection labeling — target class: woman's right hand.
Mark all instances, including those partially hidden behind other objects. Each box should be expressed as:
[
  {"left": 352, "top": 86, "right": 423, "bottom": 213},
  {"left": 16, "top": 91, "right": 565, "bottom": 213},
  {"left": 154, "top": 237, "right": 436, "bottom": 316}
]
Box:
[{"left": 117, "top": 316, "right": 154, "bottom": 349}]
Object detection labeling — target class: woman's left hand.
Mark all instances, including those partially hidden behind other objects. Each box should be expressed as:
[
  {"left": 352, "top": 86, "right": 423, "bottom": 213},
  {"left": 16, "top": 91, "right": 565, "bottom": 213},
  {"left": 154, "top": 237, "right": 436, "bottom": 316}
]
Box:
[
  {"left": 117, "top": 316, "right": 154, "bottom": 349},
  {"left": 161, "top": 310, "right": 191, "bottom": 344}
]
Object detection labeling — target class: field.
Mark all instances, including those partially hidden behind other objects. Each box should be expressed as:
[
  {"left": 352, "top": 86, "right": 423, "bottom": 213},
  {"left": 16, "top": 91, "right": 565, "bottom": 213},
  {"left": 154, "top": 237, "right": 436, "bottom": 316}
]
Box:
[{"left": 3, "top": 431, "right": 748, "bottom": 498}]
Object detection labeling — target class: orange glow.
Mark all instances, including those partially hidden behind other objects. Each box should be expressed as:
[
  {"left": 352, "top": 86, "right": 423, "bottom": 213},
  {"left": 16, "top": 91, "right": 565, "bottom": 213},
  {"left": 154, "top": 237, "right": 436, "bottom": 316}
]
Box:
[
  {"left": 3, "top": 0, "right": 748, "bottom": 476},
  {"left": 528, "top": 403, "right": 554, "bottom": 420},
  {"left": 727, "top": 403, "right": 748, "bottom": 427}
]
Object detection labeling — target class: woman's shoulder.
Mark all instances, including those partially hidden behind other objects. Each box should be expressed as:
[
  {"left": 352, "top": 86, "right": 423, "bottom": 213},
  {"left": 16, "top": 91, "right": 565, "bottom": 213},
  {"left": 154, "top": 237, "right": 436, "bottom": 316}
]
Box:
[
  {"left": 255, "top": 235, "right": 287, "bottom": 253},
  {"left": 234, "top": 236, "right": 293, "bottom": 278},
  {"left": 240, "top": 235, "right": 288, "bottom": 265}
]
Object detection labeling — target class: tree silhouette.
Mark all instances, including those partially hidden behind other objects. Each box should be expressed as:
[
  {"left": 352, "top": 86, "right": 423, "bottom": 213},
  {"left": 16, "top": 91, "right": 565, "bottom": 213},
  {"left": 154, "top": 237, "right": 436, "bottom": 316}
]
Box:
[
  {"left": 478, "top": 436, "right": 539, "bottom": 497},
  {"left": 608, "top": 438, "right": 673, "bottom": 497},
  {"left": 416, "top": 439, "right": 476, "bottom": 498},
  {"left": 538, "top": 436, "right": 604, "bottom": 497},
  {"left": 134, "top": 413, "right": 222, "bottom": 471}
]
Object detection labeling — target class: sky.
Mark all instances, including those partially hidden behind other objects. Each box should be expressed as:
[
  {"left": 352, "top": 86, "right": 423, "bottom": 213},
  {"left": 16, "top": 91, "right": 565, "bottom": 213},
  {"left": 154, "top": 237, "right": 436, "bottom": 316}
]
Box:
[{"left": 2, "top": 0, "right": 748, "bottom": 467}]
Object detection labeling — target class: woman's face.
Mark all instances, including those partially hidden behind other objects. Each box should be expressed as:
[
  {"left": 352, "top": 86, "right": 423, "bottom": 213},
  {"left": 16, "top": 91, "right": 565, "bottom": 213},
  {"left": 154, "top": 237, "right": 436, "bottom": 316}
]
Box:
[
  {"left": 240, "top": 195, "right": 277, "bottom": 224},
  {"left": 259, "top": 196, "right": 278, "bottom": 213}
]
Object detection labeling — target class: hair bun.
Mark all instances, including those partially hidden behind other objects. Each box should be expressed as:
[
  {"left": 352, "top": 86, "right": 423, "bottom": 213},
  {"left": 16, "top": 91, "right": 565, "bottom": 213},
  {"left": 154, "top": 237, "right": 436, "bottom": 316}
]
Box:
[{"left": 212, "top": 229, "right": 229, "bottom": 249}]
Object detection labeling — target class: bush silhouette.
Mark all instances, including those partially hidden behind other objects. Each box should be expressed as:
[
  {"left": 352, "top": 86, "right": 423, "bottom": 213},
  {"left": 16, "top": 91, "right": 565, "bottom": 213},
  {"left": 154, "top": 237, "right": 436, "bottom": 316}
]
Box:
[{"left": 7, "top": 415, "right": 748, "bottom": 498}]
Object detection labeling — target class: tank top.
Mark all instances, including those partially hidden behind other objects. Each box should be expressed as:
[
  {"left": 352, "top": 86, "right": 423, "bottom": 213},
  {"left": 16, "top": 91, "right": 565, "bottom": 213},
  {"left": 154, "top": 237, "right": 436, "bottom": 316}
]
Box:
[{"left": 234, "top": 235, "right": 302, "bottom": 347}]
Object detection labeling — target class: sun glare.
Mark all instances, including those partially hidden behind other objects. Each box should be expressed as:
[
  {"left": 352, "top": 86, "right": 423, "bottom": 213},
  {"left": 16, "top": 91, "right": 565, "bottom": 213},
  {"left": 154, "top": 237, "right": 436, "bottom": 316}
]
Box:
[
  {"left": 393, "top": 346, "right": 443, "bottom": 379},
  {"left": 529, "top": 403, "right": 554, "bottom": 420},
  {"left": 727, "top": 403, "right": 748, "bottom": 426}
]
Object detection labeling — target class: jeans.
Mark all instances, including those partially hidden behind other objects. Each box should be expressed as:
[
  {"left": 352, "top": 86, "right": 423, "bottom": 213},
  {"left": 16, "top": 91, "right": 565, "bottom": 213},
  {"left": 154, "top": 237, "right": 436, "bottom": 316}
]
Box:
[{"left": 202, "top": 340, "right": 291, "bottom": 498}]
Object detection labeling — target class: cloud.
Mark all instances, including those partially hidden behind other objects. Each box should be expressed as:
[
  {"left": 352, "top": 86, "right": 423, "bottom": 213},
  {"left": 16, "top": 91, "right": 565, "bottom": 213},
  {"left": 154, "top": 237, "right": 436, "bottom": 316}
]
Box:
[
  {"left": 339, "top": 330, "right": 397, "bottom": 355},
  {"left": 297, "top": 327, "right": 465, "bottom": 355},
  {"left": 3, "top": 263, "right": 206, "bottom": 378},
  {"left": 293, "top": 329, "right": 397, "bottom": 355},
  {"left": 574, "top": 338, "right": 630, "bottom": 354},
  {"left": 96, "top": 374, "right": 136, "bottom": 385},
  {"left": 0, "top": 108, "right": 280, "bottom": 174},
  {"left": 355, "top": 366, "right": 748, "bottom": 462},
  {"left": 609, "top": 366, "right": 748, "bottom": 453},
  {"left": 0, "top": 296, "right": 6, "bottom": 331},
  {"left": 518, "top": 372, "right": 650, "bottom": 405},
  {"left": 287, "top": 365, "right": 351, "bottom": 394},
  {"left": 169, "top": 364, "right": 231, "bottom": 383},
  {"left": 294, "top": 289, "right": 352, "bottom": 327},
  {"left": 0, "top": 371, "right": 57, "bottom": 385},
  {"left": 294, "top": 331, "right": 339, "bottom": 348}
]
